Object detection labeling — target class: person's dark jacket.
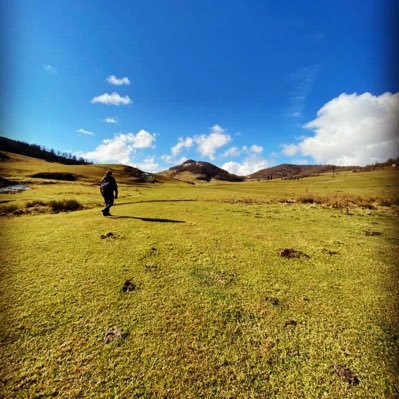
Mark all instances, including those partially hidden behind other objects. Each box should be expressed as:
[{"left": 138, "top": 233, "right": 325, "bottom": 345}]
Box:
[{"left": 100, "top": 175, "right": 118, "bottom": 198}]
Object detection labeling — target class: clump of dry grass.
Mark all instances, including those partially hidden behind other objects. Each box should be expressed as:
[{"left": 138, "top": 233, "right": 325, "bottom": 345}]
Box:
[
  {"left": 0, "top": 205, "right": 19, "bottom": 215},
  {"left": 25, "top": 200, "right": 47, "bottom": 208},
  {"left": 47, "top": 199, "right": 83, "bottom": 212},
  {"left": 295, "top": 193, "right": 378, "bottom": 209}
]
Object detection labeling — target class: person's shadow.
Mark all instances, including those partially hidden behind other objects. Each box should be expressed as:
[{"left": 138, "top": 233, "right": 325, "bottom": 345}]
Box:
[{"left": 109, "top": 215, "right": 185, "bottom": 223}]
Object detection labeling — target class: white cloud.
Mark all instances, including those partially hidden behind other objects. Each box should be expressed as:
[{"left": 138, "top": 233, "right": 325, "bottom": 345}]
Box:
[
  {"left": 43, "top": 64, "right": 57, "bottom": 74},
  {"left": 103, "top": 117, "right": 118, "bottom": 124},
  {"left": 107, "top": 75, "right": 130, "bottom": 85},
  {"left": 132, "top": 156, "right": 159, "bottom": 173},
  {"left": 91, "top": 92, "right": 132, "bottom": 105},
  {"left": 222, "top": 157, "right": 269, "bottom": 176},
  {"left": 194, "top": 125, "right": 231, "bottom": 159},
  {"left": 250, "top": 144, "right": 263, "bottom": 153},
  {"left": 223, "top": 146, "right": 241, "bottom": 157},
  {"left": 79, "top": 130, "right": 156, "bottom": 164},
  {"left": 171, "top": 137, "right": 194, "bottom": 156},
  {"left": 290, "top": 92, "right": 399, "bottom": 165},
  {"left": 77, "top": 128, "right": 95, "bottom": 136},
  {"left": 281, "top": 143, "right": 299, "bottom": 156}
]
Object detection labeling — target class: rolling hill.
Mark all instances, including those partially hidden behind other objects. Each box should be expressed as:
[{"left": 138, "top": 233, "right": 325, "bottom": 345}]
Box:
[
  {"left": 248, "top": 163, "right": 356, "bottom": 180},
  {"left": 160, "top": 159, "right": 245, "bottom": 183},
  {"left": 0, "top": 151, "right": 178, "bottom": 185}
]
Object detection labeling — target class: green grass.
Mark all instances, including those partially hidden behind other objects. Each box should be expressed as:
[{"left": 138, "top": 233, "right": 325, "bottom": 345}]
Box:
[{"left": 0, "top": 157, "right": 398, "bottom": 398}]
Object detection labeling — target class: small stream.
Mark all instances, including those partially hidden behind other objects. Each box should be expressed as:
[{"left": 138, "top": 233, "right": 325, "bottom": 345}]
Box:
[{"left": 0, "top": 184, "right": 30, "bottom": 193}]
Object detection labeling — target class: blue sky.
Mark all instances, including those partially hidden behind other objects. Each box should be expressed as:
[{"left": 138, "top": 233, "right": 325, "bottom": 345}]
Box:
[{"left": 2, "top": 0, "right": 398, "bottom": 173}]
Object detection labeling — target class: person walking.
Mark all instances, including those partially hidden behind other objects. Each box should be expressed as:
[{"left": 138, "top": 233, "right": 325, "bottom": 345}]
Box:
[{"left": 100, "top": 170, "right": 118, "bottom": 216}]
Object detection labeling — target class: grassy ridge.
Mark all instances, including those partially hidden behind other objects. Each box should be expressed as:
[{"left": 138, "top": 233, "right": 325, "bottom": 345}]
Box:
[{"left": 0, "top": 157, "right": 398, "bottom": 398}]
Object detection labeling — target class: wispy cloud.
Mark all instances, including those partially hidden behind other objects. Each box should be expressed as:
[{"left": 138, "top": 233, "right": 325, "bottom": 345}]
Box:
[
  {"left": 107, "top": 75, "right": 130, "bottom": 85},
  {"left": 288, "top": 65, "right": 319, "bottom": 118},
  {"left": 77, "top": 128, "right": 95, "bottom": 136},
  {"left": 43, "top": 64, "right": 57, "bottom": 74},
  {"left": 222, "top": 144, "right": 263, "bottom": 157},
  {"left": 103, "top": 117, "right": 118, "bottom": 124},
  {"left": 91, "top": 92, "right": 132, "bottom": 106}
]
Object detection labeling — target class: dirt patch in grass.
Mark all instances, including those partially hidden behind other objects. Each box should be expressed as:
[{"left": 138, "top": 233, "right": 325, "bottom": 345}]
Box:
[
  {"left": 322, "top": 248, "right": 339, "bottom": 255},
  {"left": 279, "top": 248, "right": 309, "bottom": 258},
  {"left": 31, "top": 172, "right": 78, "bottom": 181},
  {"left": 265, "top": 297, "right": 280, "bottom": 306},
  {"left": 104, "top": 328, "right": 122, "bottom": 344},
  {"left": 284, "top": 319, "right": 298, "bottom": 327},
  {"left": 121, "top": 279, "right": 137, "bottom": 292},
  {"left": 365, "top": 230, "right": 382, "bottom": 236},
  {"left": 100, "top": 232, "right": 118, "bottom": 239},
  {"left": 333, "top": 364, "right": 360, "bottom": 386}
]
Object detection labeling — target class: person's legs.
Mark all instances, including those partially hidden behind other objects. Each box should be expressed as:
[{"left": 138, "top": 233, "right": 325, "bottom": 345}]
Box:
[{"left": 102, "top": 194, "right": 114, "bottom": 216}]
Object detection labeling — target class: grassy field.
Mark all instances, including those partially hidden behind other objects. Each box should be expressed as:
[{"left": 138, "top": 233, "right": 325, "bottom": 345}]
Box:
[{"left": 0, "top": 154, "right": 398, "bottom": 398}]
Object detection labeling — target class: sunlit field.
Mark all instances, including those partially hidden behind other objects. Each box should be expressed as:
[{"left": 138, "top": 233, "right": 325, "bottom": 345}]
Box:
[{"left": 0, "top": 154, "right": 398, "bottom": 398}]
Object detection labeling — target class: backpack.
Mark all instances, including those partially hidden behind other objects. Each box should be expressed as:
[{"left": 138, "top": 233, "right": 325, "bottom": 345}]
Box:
[{"left": 100, "top": 180, "right": 113, "bottom": 195}]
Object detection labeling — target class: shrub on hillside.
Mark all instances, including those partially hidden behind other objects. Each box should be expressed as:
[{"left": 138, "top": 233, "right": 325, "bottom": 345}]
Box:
[
  {"left": 48, "top": 199, "right": 83, "bottom": 212},
  {"left": 31, "top": 172, "right": 77, "bottom": 181},
  {"left": 0, "top": 205, "right": 19, "bottom": 215},
  {"left": 25, "top": 200, "right": 47, "bottom": 208}
]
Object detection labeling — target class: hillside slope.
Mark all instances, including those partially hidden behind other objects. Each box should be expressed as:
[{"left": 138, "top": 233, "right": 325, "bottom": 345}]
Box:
[
  {"left": 248, "top": 164, "right": 356, "bottom": 180},
  {"left": 0, "top": 151, "right": 177, "bottom": 185},
  {"left": 160, "top": 159, "right": 245, "bottom": 183}
]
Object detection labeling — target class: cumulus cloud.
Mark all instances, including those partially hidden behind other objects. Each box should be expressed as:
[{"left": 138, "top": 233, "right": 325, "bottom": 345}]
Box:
[
  {"left": 107, "top": 75, "right": 130, "bottom": 85},
  {"left": 91, "top": 92, "right": 132, "bottom": 105},
  {"left": 222, "top": 157, "right": 269, "bottom": 176},
  {"left": 223, "top": 147, "right": 241, "bottom": 157},
  {"left": 281, "top": 143, "right": 298, "bottom": 156},
  {"left": 287, "top": 92, "right": 399, "bottom": 165},
  {"left": 223, "top": 144, "right": 263, "bottom": 157},
  {"left": 194, "top": 125, "right": 231, "bottom": 159},
  {"left": 250, "top": 144, "right": 263, "bottom": 153},
  {"left": 43, "top": 64, "right": 57, "bottom": 74},
  {"left": 133, "top": 156, "right": 160, "bottom": 173},
  {"left": 171, "top": 137, "right": 194, "bottom": 156},
  {"left": 77, "top": 128, "right": 95, "bottom": 136},
  {"left": 79, "top": 130, "right": 156, "bottom": 164},
  {"left": 103, "top": 117, "right": 118, "bottom": 124}
]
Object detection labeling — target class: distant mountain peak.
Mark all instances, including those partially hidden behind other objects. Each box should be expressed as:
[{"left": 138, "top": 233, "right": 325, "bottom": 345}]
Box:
[{"left": 160, "top": 159, "right": 244, "bottom": 182}]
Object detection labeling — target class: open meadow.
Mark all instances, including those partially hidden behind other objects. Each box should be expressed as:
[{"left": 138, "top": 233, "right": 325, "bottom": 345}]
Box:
[{"left": 0, "top": 154, "right": 398, "bottom": 398}]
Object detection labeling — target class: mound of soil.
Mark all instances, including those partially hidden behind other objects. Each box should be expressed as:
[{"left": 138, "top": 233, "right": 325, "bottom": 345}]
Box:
[
  {"left": 122, "top": 279, "right": 137, "bottom": 292},
  {"left": 31, "top": 172, "right": 78, "bottom": 181},
  {"left": 279, "top": 248, "right": 309, "bottom": 258},
  {"left": 265, "top": 297, "right": 280, "bottom": 306},
  {"left": 101, "top": 232, "right": 116, "bottom": 239},
  {"left": 333, "top": 364, "right": 360, "bottom": 386},
  {"left": 104, "top": 328, "right": 122, "bottom": 344}
]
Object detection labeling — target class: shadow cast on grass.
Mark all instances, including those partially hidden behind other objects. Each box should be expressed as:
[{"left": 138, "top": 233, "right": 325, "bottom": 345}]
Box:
[
  {"left": 114, "top": 199, "right": 197, "bottom": 207},
  {"left": 109, "top": 215, "right": 186, "bottom": 223}
]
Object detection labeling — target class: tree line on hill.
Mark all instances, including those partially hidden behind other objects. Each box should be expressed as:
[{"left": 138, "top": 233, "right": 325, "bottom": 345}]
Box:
[{"left": 0, "top": 136, "right": 91, "bottom": 165}]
